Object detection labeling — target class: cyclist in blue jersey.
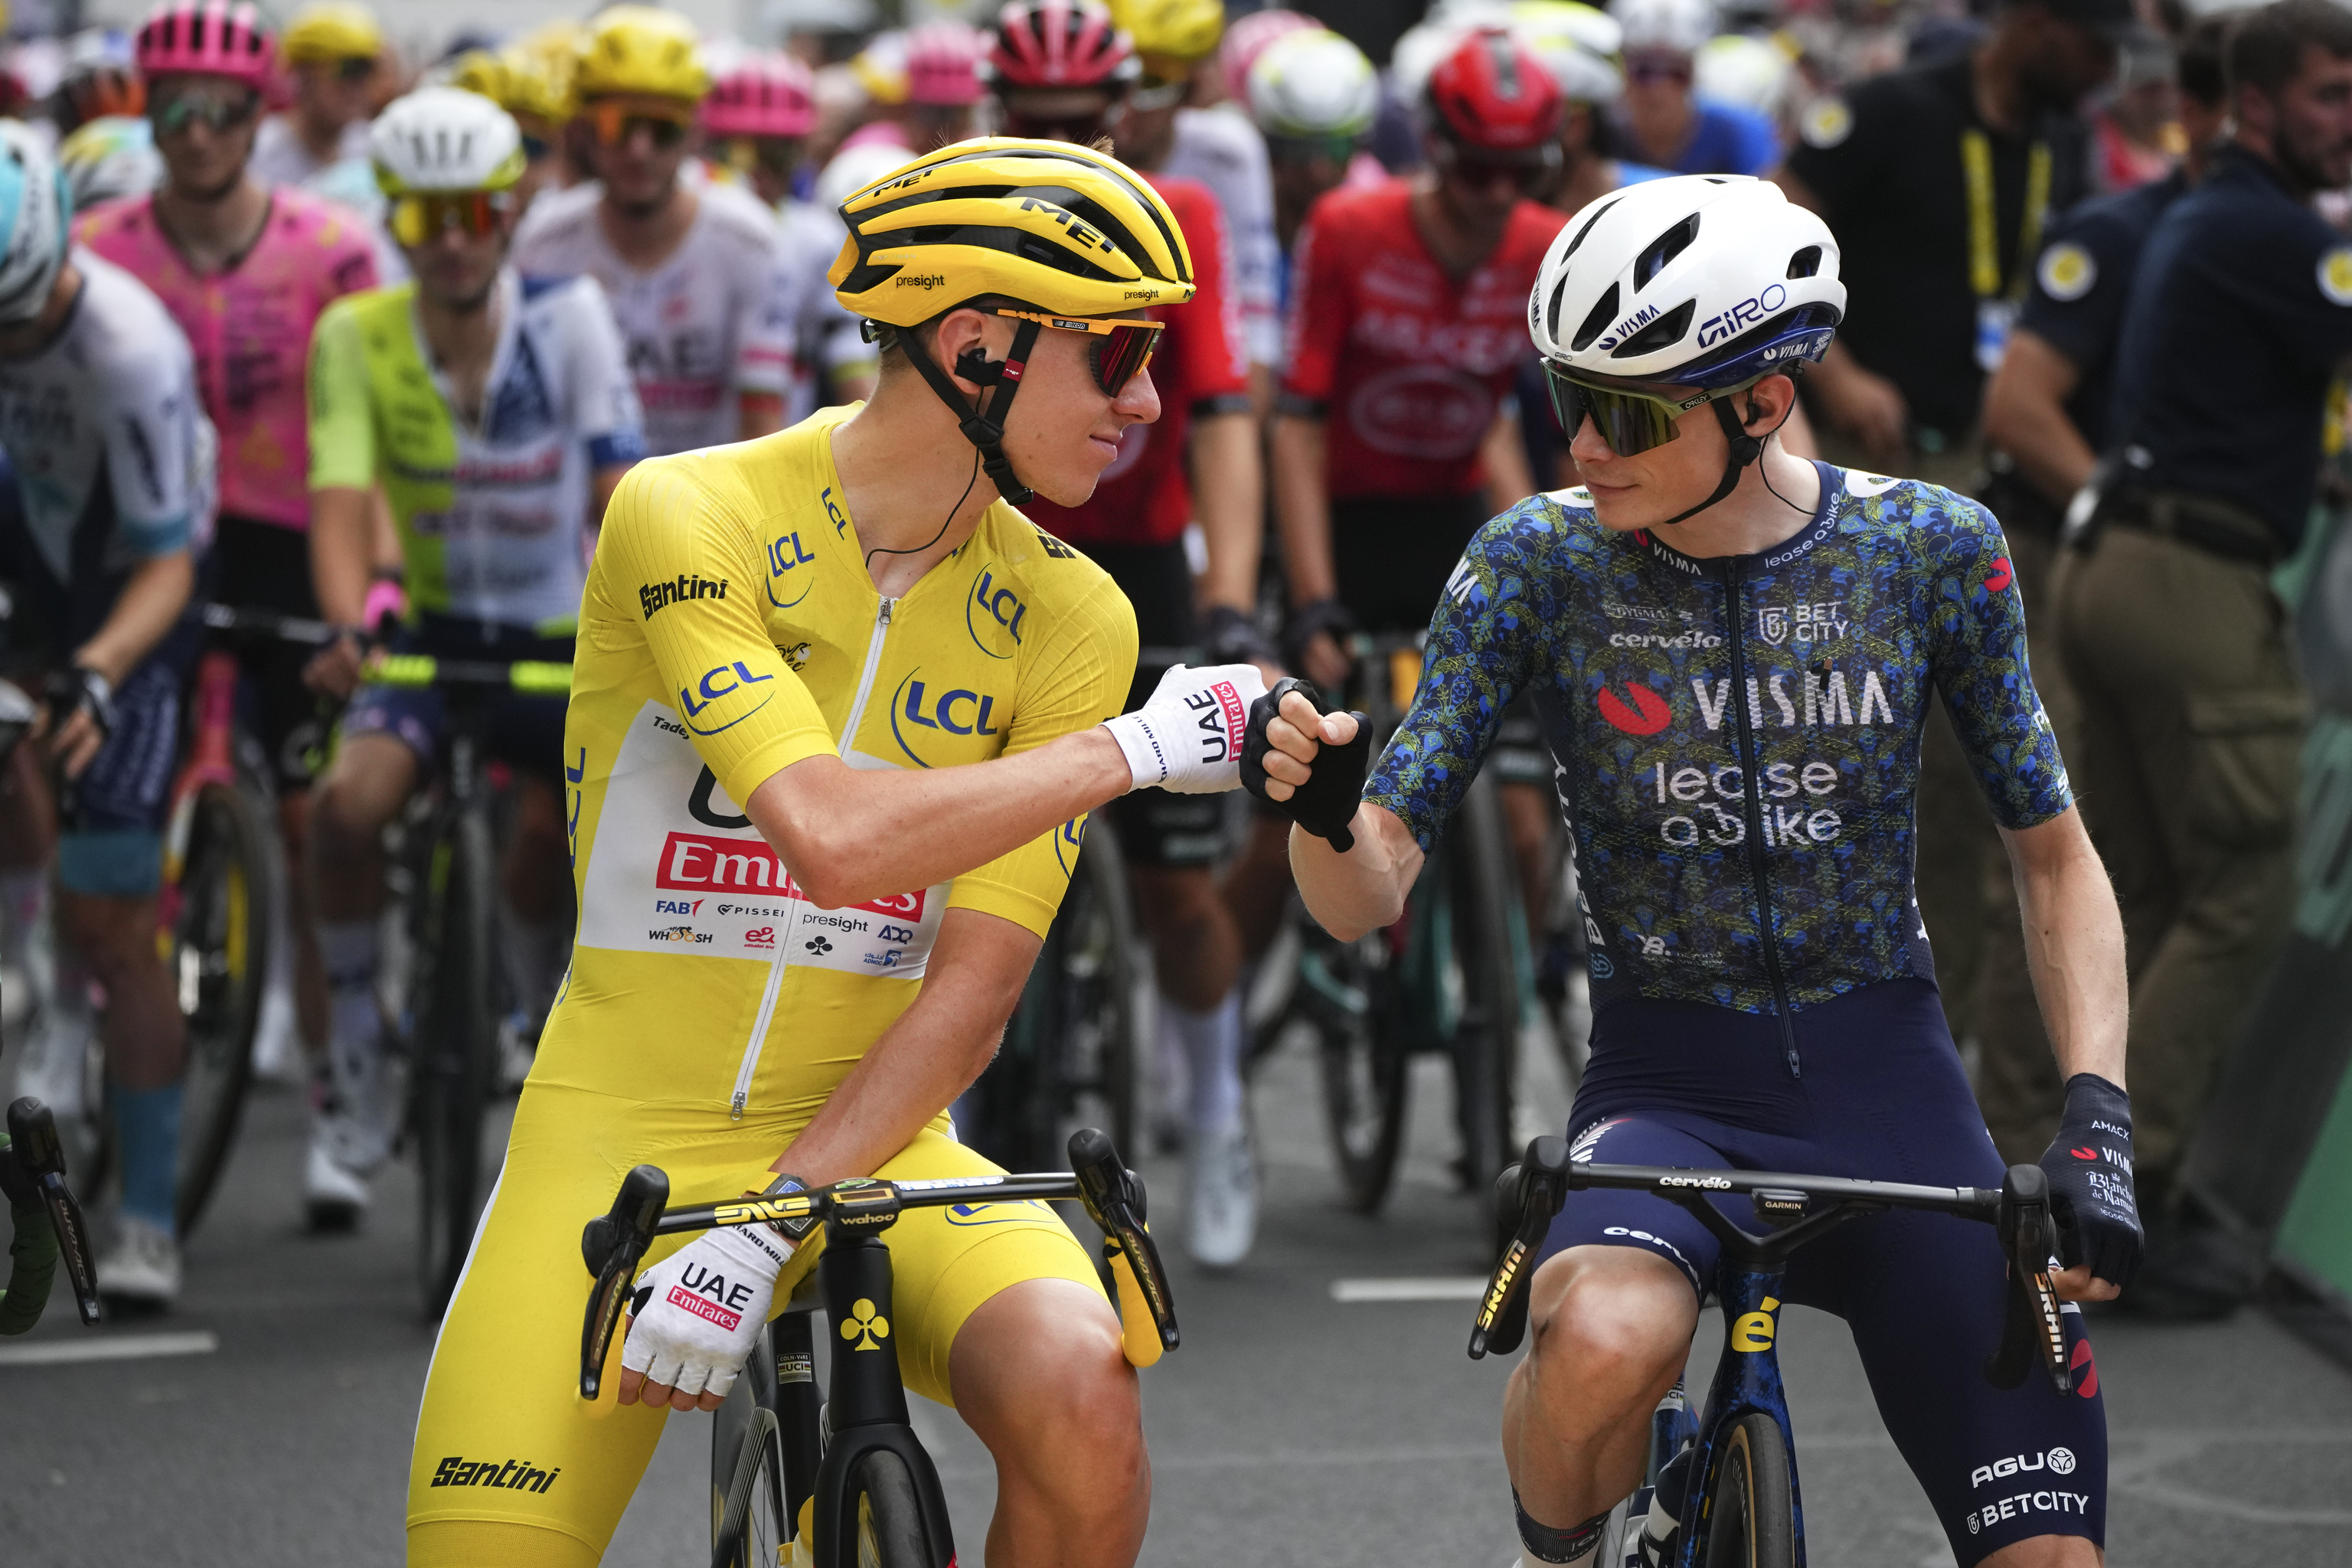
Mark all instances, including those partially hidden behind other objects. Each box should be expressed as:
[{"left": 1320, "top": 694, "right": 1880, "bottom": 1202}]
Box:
[{"left": 1247, "top": 175, "right": 2140, "bottom": 1568}]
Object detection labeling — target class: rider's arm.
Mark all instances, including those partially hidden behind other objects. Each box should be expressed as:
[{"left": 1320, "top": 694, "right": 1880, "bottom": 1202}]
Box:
[
  {"left": 1981, "top": 331, "right": 2093, "bottom": 506},
  {"left": 1195, "top": 410, "right": 1262, "bottom": 614},
  {"left": 738, "top": 250, "right": 795, "bottom": 441},
  {"left": 1480, "top": 405, "right": 1536, "bottom": 514},
  {"left": 569, "top": 275, "right": 649, "bottom": 547},
  {"left": 1271, "top": 194, "right": 1348, "bottom": 666},
  {"left": 74, "top": 550, "right": 191, "bottom": 687},
  {"left": 1271, "top": 412, "right": 1335, "bottom": 604},
  {"left": 309, "top": 488, "right": 374, "bottom": 627},
  {"left": 1176, "top": 189, "right": 1264, "bottom": 619},
  {"left": 307, "top": 299, "right": 379, "bottom": 629},
  {"left": 760, "top": 907, "right": 1041, "bottom": 1186},
  {"left": 1999, "top": 809, "right": 2127, "bottom": 1088}
]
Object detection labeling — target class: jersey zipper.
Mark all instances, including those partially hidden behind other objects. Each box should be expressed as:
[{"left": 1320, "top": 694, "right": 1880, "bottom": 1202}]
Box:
[
  {"left": 1723, "top": 562, "right": 1803, "bottom": 1080},
  {"left": 727, "top": 596, "right": 897, "bottom": 1120}
]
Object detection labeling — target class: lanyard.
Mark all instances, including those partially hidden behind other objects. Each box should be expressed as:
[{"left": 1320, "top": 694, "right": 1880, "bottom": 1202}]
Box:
[{"left": 1962, "top": 129, "right": 2051, "bottom": 302}]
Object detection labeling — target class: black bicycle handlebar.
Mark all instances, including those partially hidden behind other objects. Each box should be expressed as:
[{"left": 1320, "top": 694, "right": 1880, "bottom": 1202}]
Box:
[
  {"left": 576, "top": 1129, "right": 1177, "bottom": 1400},
  {"left": 1469, "top": 1135, "right": 2071, "bottom": 1396},
  {"left": 0, "top": 1097, "right": 101, "bottom": 1331}
]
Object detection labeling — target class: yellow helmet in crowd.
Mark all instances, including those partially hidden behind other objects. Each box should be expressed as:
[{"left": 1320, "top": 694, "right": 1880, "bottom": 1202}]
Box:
[
  {"left": 575, "top": 5, "right": 708, "bottom": 103},
  {"left": 282, "top": 1, "right": 383, "bottom": 66},
  {"left": 830, "top": 137, "right": 1195, "bottom": 327},
  {"left": 445, "top": 45, "right": 573, "bottom": 126},
  {"left": 1112, "top": 0, "right": 1225, "bottom": 71}
]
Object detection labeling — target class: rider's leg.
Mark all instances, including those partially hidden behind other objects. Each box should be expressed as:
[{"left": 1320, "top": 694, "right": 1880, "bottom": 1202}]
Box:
[
  {"left": 304, "top": 731, "right": 420, "bottom": 1217},
  {"left": 1500, "top": 781, "right": 1555, "bottom": 939},
  {"left": 278, "top": 789, "right": 329, "bottom": 1056},
  {"left": 0, "top": 742, "right": 57, "bottom": 1044},
  {"left": 950, "top": 1276, "right": 1148, "bottom": 1568},
  {"left": 1503, "top": 1246, "right": 1697, "bottom": 1559},
  {"left": 497, "top": 774, "right": 570, "bottom": 1040},
  {"left": 1981, "top": 1539, "right": 2102, "bottom": 1566},
  {"left": 1218, "top": 808, "right": 1295, "bottom": 965}
]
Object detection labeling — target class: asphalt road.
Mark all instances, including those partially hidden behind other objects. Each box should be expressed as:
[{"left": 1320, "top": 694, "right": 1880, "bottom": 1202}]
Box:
[{"left": 5, "top": 1014, "right": 2351, "bottom": 1566}]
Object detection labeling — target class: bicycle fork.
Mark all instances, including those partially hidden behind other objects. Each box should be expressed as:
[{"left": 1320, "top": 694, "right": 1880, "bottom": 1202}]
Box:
[{"left": 1680, "top": 1263, "right": 1805, "bottom": 1568}]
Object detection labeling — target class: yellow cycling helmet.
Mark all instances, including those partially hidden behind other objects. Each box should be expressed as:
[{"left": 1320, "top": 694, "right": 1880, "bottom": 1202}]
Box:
[
  {"left": 444, "top": 45, "right": 573, "bottom": 126},
  {"left": 1111, "top": 0, "right": 1224, "bottom": 70},
  {"left": 829, "top": 137, "right": 1196, "bottom": 501},
  {"left": 282, "top": 1, "right": 383, "bottom": 65},
  {"left": 575, "top": 5, "right": 709, "bottom": 103}
]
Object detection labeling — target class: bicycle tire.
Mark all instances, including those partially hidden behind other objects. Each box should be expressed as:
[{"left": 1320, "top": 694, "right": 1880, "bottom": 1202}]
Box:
[
  {"left": 1446, "top": 775, "right": 1521, "bottom": 1204},
  {"left": 710, "top": 1338, "right": 788, "bottom": 1568},
  {"left": 168, "top": 781, "right": 272, "bottom": 1237},
  {"left": 1701, "top": 1413, "right": 1796, "bottom": 1568},
  {"left": 412, "top": 802, "right": 499, "bottom": 1317},
  {"left": 1309, "top": 921, "right": 1410, "bottom": 1214},
  {"left": 1044, "top": 830, "right": 1138, "bottom": 1162},
  {"left": 848, "top": 1448, "right": 930, "bottom": 1568}
]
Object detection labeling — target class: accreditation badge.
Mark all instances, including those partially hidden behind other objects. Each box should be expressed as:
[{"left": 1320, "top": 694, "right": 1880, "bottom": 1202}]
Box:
[{"left": 1975, "top": 298, "right": 2018, "bottom": 374}]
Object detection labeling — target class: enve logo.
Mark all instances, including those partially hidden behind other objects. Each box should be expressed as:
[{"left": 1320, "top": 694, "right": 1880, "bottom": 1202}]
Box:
[{"left": 1596, "top": 683, "right": 1672, "bottom": 736}]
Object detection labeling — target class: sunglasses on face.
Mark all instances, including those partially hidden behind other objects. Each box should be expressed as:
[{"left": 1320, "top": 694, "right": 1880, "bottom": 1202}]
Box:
[
  {"left": 1269, "top": 132, "right": 1357, "bottom": 166},
  {"left": 1626, "top": 57, "right": 1695, "bottom": 85},
  {"left": 721, "top": 137, "right": 802, "bottom": 176},
  {"left": 986, "top": 308, "right": 1164, "bottom": 397},
  {"left": 520, "top": 133, "right": 551, "bottom": 162},
  {"left": 389, "top": 190, "right": 514, "bottom": 247},
  {"left": 152, "top": 90, "right": 260, "bottom": 137},
  {"left": 1544, "top": 364, "right": 1743, "bottom": 456},
  {"left": 335, "top": 56, "right": 375, "bottom": 83},
  {"left": 589, "top": 101, "right": 693, "bottom": 148}
]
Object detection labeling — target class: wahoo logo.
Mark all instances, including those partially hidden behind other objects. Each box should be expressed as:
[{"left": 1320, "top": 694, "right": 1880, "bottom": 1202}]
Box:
[
  {"left": 1596, "top": 683, "right": 1673, "bottom": 737},
  {"left": 431, "top": 1456, "right": 560, "bottom": 1492},
  {"left": 639, "top": 574, "right": 727, "bottom": 619},
  {"left": 1699, "top": 283, "right": 1788, "bottom": 347}
]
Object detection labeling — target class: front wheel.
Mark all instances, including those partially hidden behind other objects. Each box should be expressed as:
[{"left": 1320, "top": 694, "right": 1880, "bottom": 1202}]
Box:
[
  {"left": 710, "top": 1337, "right": 787, "bottom": 1568},
  {"left": 168, "top": 780, "right": 272, "bottom": 1237},
  {"left": 410, "top": 802, "right": 499, "bottom": 1318},
  {"left": 1701, "top": 1413, "right": 1796, "bottom": 1568},
  {"left": 848, "top": 1449, "right": 931, "bottom": 1568}
]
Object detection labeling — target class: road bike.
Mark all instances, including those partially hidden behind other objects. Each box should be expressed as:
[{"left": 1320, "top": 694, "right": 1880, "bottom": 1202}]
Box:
[
  {"left": 0, "top": 1095, "right": 100, "bottom": 1333},
  {"left": 1470, "top": 1136, "right": 2076, "bottom": 1567},
  {"left": 578, "top": 1128, "right": 1178, "bottom": 1568},
  {"left": 1250, "top": 632, "right": 1524, "bottom": 1212},
  {"left": 957, "top": 812, "right": 1139, "bottom": 1175}
]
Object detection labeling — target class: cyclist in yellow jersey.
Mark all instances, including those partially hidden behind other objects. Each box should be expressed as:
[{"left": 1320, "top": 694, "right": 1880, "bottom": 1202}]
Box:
[{"left": 407, "top": 139, "right": 1302, "bottom": 1568}]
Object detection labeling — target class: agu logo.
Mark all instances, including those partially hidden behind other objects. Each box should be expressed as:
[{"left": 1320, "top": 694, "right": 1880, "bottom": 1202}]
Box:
[{"left": 1596, "top": 682, "right": 1672, "bottom": 737}]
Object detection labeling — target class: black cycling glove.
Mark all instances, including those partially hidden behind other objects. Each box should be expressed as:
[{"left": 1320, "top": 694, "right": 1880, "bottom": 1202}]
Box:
[
  {"left": 1281, "top": 596, "right": 1356, "bottom": 672},
  {"left": 1240, "top": 677, "right": 1370, "bottom": 851},
  {"left": 1200, "top": 603, "right": 1279, "bottom": 671},
  {"left": 44, "top": 666, "right": 115, "bottom": 743},
  {"left": 2037, "top": 1073, "right": 2143, "bottom": 1291}
]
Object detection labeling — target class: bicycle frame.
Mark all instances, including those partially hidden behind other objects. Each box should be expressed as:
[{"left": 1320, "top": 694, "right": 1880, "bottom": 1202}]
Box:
[
  {"left": 157, "top": 651, "right": 245, "bottom": 929},
  {"left": 580, "top": 1130, "right": 1176, "bottom": 1568}
]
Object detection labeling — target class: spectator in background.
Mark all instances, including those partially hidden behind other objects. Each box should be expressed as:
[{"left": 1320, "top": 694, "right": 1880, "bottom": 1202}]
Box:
[
  {"left": 2096, "top": 28, "right": 2182, "bottom": 191},
  {"left": 2053, "top": 0, "right": 2352, "bottom": 1315},
  {"left": 1775, "top": 0, "right": 2122, "bottom": 1060},
  {"left": 1115, "top": 0, "right": 1285, "bottom": 390},
  {"left": 250, "top": 2, "right": 385, "bottom": 188},
  {"left": 1247, "top": 25, "right": 1381, "bottom": 260},
  {"left": 440, "top": 44, "right": 574, "bottom": 215},
  {"left": 54, "top": 28, "right": 145, "bottom": 137},
  {"left": 1968, "top": 11, "right": 2230, "bottom": 1246},
  {"left": 1609, "top": 0, "right": 1779, "bottom": 174}
]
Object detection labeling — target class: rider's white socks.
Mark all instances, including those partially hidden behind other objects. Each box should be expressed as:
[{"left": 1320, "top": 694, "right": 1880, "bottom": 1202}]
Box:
[
  {"left": 317, "top": 919, "right": 381, "bottom": 1067},
  {"left": 1166, "top": 988, "right": 1244, "bottom": 1134}
]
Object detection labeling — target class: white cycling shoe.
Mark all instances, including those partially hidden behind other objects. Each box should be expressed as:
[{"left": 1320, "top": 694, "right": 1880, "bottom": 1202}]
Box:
[
  {"left": 96, "top": 1214, "right": 181, "bottom": 1309},
  {"left": 1186, "top": 1121, "right": 1259, "bottom": 1269}
]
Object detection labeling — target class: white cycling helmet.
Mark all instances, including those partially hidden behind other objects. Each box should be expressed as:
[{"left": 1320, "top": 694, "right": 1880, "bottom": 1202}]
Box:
[
  {"left": 1694, "top": 33, "right": 1793, "bottom": 117},
  {"left": 57, "top": 116, "right": 165, "bottom": 212},
  {"left": 1531, "top": 175, "right": 1841, "bottom": 519},
  {"left": 1612, "top": 0, "right": 1717, "bottom": 55},
  {"left": 0, "top": 122, "right": 72, "bottom": 327},
  {"left": 1248, "top": 28, "right": 1378, "bottom": 139},
  {"left": 370, "top": 87, "right": 527, "bottom": 196}
]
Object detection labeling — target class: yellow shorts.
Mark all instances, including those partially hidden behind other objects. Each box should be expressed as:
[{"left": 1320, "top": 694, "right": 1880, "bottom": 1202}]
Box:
[{"left": 406, "top": 1080, "right": 1100, "bottom": 1561}]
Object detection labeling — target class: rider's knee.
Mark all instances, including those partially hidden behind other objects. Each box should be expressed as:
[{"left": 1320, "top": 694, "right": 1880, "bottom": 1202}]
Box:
[
  {"left": 407, "top": 1518, "right": 599, "bottom": 1568},
  {"left": 1527, "top": 1250, "right": 1693, "bottom": 1384},
  {"left": 310, "top": 762, "right": 404, "bottom": 866}
]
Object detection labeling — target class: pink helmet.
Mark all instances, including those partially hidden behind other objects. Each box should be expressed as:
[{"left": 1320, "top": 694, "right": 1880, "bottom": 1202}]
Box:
[
  {"left": 704, "top": 51, "right": 815, "bottom": 139},
  {"left": 135, "top": 0, "right": 276, "bottom": 89},
  {"left": 1219, "top": 8, "right": 1316, "bottom": 106},
  {"left": 906, "top": 20, "right": 985, "bottom": 106}
]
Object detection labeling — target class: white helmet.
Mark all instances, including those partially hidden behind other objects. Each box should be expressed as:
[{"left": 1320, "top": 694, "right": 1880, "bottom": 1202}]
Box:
[
  {"left": 1694, "top": 33, "right": 1793, "bottom": 116},
  {"left": 1248, "top": 28, "right": 1378, "bottom": 139},
  {"left": 0, "top": 122, "right": 72, "bottom": 327},
  {"left": 1530, "top": 175, "right": 1841, "bottom": 387},
  {"left": 57, "top": 116, "right": 164, "bottom": 213},
  {"left": 370, "top": 87, "right": 527, "bottom": 196},
  {"left": 1612, "top": 0, "right": 1717, "bottom": 55}
]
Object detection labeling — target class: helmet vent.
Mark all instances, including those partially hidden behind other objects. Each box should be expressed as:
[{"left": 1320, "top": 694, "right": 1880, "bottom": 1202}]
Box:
[
  {"left": 1786, "top": 246, "right": 1822, "bottom": 279},
  {"left": 1560, "top": 196, "right": 1622, "bottom": 263},
  {"left": 1569, "top": 283, "right": 1619, "bottom": 353},
  {"left": 1611, "top": 300, "right": 1694, "bottom": 359},
  {"left": 1633, "top": 215, "right": 1698, "bottom": 292},
  {"left": 1545, "top": 276, "right": 1571, "bottom": 345}
]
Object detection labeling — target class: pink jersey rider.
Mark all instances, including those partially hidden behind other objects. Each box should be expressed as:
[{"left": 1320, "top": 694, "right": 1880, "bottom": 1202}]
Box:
[{"left": 76, "top": 185, "right": 379, "bottom": 530}]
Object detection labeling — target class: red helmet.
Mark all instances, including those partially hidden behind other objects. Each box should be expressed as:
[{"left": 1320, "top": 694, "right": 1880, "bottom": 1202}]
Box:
[
  {"left": 135, "top": 0, "right": 276, "bottom": 90},
  {"left": 985, "top": 0, "right": 1139, "bottom": 91},
  {"left": 704, "top": 51, "right": 815, "bottom": 139},
  {"left": 1426, "top": 26, "right": 1563, "bottom": 155},
  {"left": 906, "top": 20, "right": 986, "bottom": 106}
]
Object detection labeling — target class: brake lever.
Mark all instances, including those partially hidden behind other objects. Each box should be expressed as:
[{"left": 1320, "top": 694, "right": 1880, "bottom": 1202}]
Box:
[
  {"left": 578, "top": 1164, "right": 668, "bottom": 1400},
  {"left": 1471, "top": 1135, "right": 1570, "bottom": 1360},
  {"left": 1069, "top": 1128, "right": 1178, "bottom": 1361},
  {"left": 1984, "top": 1164, "right": 2070, "bottom": 1395},
  {"left": 8, "top": 1098, "right": 98, "bottom": 1325}
]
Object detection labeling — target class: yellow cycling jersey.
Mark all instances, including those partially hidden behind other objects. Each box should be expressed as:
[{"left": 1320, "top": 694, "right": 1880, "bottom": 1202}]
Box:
[{"left": 550, "top": 403, "right": 1138, "bottom": 1128}]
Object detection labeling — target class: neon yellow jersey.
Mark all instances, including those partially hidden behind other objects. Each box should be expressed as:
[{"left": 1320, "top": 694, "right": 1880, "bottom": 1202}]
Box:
[{"left": 549, "top": 403, "right": 1138, "bottom": 1125}]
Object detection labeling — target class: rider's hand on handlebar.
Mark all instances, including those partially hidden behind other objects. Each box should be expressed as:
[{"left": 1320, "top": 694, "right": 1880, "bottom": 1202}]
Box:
[
  {"left": 619, "top": 1220, "right": 793, "bottom": 1412},
  {"left": 302, "top": 629, "right": 370, "bottom": 701},
  {"left": 2038, "top": 1073, "right": 2142, "bottom": 1302},
  {"left": 41, "top": 667, "right": 114, "bottom": 780}
]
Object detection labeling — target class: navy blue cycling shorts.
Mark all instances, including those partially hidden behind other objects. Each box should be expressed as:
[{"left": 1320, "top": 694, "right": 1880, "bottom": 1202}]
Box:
[
  {"left": 1540, "top": 978, "right": 2105, "bottom": 1566},
  {"left": 339, "top": 616, "right": 570, "bottom": 780}
]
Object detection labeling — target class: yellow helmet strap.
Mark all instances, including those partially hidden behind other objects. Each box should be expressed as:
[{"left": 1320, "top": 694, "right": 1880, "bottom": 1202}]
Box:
[{"left": 900, "top": 312, "right": 1045, "bottom": 507}]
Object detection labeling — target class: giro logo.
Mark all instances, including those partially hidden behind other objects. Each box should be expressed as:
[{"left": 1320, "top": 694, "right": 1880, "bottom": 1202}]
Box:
[
  {"left": 1984, "top": 557, "right": 2014, "bottom": 594},
  {"left": 1596, "top": 683, "right": 1672, "bottom": 736}
]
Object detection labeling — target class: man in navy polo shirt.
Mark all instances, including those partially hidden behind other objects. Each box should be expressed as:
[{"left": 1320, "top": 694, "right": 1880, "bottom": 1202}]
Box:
[{"left": 2058, "top": 0, "right": 2352, "bottom": 1315}]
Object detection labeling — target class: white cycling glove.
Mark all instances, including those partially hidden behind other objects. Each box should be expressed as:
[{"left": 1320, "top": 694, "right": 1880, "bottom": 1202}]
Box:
[
  {"left": 621, "top": 1222, "right": 792, "bottom": 1401},
  {"left": 1099, "top": 663, "right": 1267, "bottom": 794}
]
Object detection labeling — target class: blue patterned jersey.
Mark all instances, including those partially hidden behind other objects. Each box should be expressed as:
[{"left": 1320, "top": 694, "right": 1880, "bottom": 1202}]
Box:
[{"left": 1367, "top": 464, "right": 2071, "bottom": 1044}]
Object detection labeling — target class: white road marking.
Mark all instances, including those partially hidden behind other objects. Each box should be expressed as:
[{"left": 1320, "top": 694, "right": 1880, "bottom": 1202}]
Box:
[
  {"left": 0, "top": 1330, "right": 219, "bottom": 1367},
  {"left": 1331, "top": 1276, "right": 1490, "bottom": 1302}
]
